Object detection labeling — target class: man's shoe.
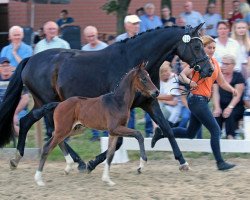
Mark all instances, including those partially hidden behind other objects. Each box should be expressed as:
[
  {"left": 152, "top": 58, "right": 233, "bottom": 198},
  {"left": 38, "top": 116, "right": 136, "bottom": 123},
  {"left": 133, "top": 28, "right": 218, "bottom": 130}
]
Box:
[
  {"left": 151, "top": 127, "right": 164, "bottom": 148},
  {"left": 217, "top": 161, "right": 236, "bottom": 171}
]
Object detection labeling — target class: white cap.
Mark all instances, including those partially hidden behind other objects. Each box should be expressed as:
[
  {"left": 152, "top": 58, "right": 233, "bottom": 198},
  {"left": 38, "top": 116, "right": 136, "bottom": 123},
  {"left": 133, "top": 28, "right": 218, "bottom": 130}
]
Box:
[{"left": 124, "top": 15, "right": 141, "bottom": 24}]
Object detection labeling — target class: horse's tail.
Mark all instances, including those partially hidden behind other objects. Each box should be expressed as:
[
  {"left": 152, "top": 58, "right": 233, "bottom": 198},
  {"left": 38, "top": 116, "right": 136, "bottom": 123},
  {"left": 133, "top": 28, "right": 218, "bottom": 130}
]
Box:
[
  {"left": 0, "top": 57, "right": 30, "bottom": 147},
  {"left": 32, "top": 102, "right": 59, "bottom": 121}
]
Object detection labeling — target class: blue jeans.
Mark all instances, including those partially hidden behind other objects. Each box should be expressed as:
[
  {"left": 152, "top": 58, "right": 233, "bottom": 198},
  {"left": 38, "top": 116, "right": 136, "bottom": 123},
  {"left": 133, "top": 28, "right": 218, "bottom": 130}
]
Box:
[
  {"left": 172, "top": 95, "right": 224, "bottom": 163},
  {"left": 178, "top": 106, "right": 203, "bottom": 139},
  {"left": 127, "top": 109, "right": 153, "bottom": 137}
]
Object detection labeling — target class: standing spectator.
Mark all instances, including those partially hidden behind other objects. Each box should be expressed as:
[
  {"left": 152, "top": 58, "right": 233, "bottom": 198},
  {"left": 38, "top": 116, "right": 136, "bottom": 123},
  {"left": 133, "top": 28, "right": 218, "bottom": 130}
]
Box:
[
  {"left": 228, "top": 0, "right": 243, "bottom": 29},
  {"left": 56, "top": 9, "right": 74, "bottom": 28},
  {"left": 213, "top": 54, "right": 245, "bottom": 139},
  {"left": 180, "top": 1, "right": 206, "bottom": 34},
  {"left": 152, "top": 35, "right": 237, "bottom": 171},
  {"left": 203, "top": 2, "right": 222, "bottom": 38},
  {"left": 139, "top": 3, "right": 163, "bottom": 32},
  {"left": 0, "top": 26, "right": 32, "bottom": 67},
  {"left": 34, "top": 21, "right": 70, "bottom": 54},
  {"left": 231, "top": 19, "right": 250, "bottom": 79},
  {"left": 136, "top": 7, "right": 145, "bottom": 17},
  {"left": 161, "top": 5, "right": 176, "bottom": 26},
  {"left": 214, "top": 20, "right": 242, "bottom": 71},
  {"left": 34, "top": 21, "right": 70, "bottom": 139},
  {"left": 81, "top": 25, "right": 108, "bottom": 141},
  {"left": 157, "top": 61, "right": 182, "bottom": 127},
  {"left": 81, "top": 26, "right": 108, "bottom": 51}
]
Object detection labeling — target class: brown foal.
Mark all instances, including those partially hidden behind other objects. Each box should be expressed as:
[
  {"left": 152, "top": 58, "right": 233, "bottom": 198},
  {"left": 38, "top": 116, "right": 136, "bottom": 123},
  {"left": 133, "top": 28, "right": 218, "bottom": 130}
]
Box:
[{"left": 34, "top": 62, "right": 159, "bottom": 186}]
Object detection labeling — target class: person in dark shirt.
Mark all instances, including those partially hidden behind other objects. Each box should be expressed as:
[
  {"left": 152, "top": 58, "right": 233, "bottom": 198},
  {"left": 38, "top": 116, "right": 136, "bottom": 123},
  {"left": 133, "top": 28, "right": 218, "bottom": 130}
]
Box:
[
  {"left": 161, "top": 5, "right": 176, "bottom": 26},
  {"left": 56, "top": 9, "right": 74, "bottom": 28}
]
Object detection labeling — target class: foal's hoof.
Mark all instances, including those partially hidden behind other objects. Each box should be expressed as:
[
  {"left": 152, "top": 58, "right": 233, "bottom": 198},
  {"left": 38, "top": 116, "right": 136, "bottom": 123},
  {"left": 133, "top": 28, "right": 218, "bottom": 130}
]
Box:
[
  {"left": 179, "top": 162, "right": 190, "bottom": 171},
  {"left": 9, "top": 159, "right": 18, "bottom": 170},
  {"left": 86, "top": 160, "right": 95, "bottom": 173},
  {"left": 77, "top": 162, "right": 87, "bottom": 173}
]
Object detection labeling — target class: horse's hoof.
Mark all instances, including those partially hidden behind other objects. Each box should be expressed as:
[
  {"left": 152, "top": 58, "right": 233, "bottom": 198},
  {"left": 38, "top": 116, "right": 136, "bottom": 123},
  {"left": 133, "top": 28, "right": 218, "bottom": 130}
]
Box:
[
  {"left": 36, "top": 180, "right": 45, "bottom": 186},
  {"left": 86, "top": 161, "right": 95, "bottom": 173},
  {"left": 9, "top": 159, "right": 18, "bottom": 170},
  {"left": 102, "top": 176, "right": 116, "bottom": 186},
  {"left": 179, "top": 162, "right": 190, "bottom": 171},
  {"left": 77, "top": 162, "right": 87, "bottom": 173},
  {"left": 137, "top": 167, "right": 142, "bottom": 174}
]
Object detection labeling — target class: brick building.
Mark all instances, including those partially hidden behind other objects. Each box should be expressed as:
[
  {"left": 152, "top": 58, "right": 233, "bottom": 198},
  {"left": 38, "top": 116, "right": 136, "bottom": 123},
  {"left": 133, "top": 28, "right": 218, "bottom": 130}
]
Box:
[{"left": 0, "top": 0, "right": 245, "bottom": 49}]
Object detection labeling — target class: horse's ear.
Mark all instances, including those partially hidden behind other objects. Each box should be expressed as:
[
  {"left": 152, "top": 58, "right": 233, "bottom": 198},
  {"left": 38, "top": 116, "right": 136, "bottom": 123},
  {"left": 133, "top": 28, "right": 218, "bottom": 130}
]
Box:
[
  {"left": 138, "top": 61, "right": 148, "bottom": 70},
  {"left": 192, "top": 22, "right": 205, "bottom": 35}
]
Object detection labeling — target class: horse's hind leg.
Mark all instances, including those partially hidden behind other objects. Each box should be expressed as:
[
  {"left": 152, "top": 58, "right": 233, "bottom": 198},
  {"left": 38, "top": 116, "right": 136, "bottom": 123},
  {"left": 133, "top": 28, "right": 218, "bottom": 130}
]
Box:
[
  {"left": 10, "top": 110, "right": 39, "bottom": 169},
  {"left": 34, "top": 136, "right": 58, "bottom": 186},
  {"left": 102, "top": 135, "right": 117, "bottom": 186},
  {"left": 87, "top": 137, "right": 123, "bottom": 172},
  {"left": 58, "top": 142, "right": 74, "bottom": 175}
]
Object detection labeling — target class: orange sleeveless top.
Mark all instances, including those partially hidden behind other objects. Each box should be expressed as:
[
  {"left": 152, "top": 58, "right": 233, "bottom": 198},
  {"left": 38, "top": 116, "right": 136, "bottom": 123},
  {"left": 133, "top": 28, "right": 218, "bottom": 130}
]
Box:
[{"left": 190, "top": 57, "right": 220, "bottom": 98}]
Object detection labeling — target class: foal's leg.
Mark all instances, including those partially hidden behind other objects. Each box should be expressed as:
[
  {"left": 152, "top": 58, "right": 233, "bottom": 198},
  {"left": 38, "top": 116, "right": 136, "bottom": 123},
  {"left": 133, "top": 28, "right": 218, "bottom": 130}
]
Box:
[
  {"left": 58, "top": 142, "right": 74, "bottom": 175},
  {"left": 87, "top": 137, "right": 123, "bottom": 172},
  {"left": 10, "top": 109, "right": 39, "bottom": 169},
  {"left": 112, "top": 126, "right": 147, "bottom": 173},
  {"left": 34, "top": 136, "right": 58, "bottom": 186},
  {"left": 102, "top": 135, "right": 118, "bottom": 186}
]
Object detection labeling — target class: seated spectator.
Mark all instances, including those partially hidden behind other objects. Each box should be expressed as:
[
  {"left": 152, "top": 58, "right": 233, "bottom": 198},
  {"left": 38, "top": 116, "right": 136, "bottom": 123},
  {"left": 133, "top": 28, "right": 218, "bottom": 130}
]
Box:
[
  {"left": 56, "top": 9, "right": 74, "bottom": 28},
  {"left": 228, "top": 0, "right": 243, "bottom": 29},
  {"left": 161, "top": 5, "right": 176, "bottom": 26},
  {"left": 203, "top": 2, "right": 222, "bottom": 38},
  {"left": 33, "top": 27, "right": 45, "bottom": 46},
  {"left": 82, "top": 26, "right": 108, "bottom": 51},
  {"left": 157, "top": 61, "right": 182, "bottom": 127},
  {"left": 139, "top": 3, "right": 163, "bottom": 32},
  {"left": 243, "top": 62, "right": 250, "bottom": 108},
  {"left": 213, "top": 54, "right": 245, "bottom": 139},
  {"left": 0, "top": 57, "right": 29, "bottom": 135}
]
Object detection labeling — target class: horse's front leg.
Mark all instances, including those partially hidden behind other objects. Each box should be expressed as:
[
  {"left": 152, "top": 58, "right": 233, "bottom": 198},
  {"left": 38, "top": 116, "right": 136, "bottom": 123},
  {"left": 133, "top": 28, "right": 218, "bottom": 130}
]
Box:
[
  {"left": 102, "top": 135, "right": 117, "bottom": 186},
  {"left": 112, "top": 126, "right": 147, "bottom": 173},
  {"left": 142, "top": 99, "right": 189, "bottom": 170}
]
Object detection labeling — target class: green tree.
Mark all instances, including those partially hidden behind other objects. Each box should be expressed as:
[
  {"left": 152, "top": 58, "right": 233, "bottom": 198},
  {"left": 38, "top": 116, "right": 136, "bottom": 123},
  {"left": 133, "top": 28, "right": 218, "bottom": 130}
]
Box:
[{"left": 102, "top": 0, "right": 131, "bottom": 34}]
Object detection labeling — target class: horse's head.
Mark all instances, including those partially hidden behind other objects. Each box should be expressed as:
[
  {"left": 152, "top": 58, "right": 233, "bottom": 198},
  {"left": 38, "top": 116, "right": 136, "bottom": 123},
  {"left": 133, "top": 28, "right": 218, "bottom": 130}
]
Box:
[
  {"left": 174, "top": 23, "right": 214, "bottom": 78},
  {"left": 135, "top": 61, "right": 159, "bottom": 98}
]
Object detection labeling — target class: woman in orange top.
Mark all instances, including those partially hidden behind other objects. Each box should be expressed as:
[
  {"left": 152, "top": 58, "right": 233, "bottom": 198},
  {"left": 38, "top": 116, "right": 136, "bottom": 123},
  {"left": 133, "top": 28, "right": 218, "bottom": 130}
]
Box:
[{"left": 152, "top": 35, "right": 237, "bottom": 170}]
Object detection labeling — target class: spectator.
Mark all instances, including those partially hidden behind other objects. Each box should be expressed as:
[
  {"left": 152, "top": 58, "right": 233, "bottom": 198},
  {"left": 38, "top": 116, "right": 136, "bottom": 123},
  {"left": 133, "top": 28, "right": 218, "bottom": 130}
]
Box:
[
  {"left": 239, "top": 2, "right": 250, "bottom": 34},
  {"left": 213, "top": 54, "right": 245, "bottom": 139},
  {"left": 106, "top": 35, "right": 115, "bottom": 45},
  {"left": 115, "top": 15, "right": 141, "bottom": 42},
  {"left": 34, "top": 21, "right": 70, "bottom": 54},
  {"left": 231, "top": 19, "right": 250, "bottom": 79},
  {"left": 56, "top": 9, "right": 74, "bottom": 28},
  {"left": 152, "top": 35, "right": 237, "bottom": 171},
  {"left": 81, "top": 25, "right": 108, "bottom": 141},
  {"left": 136, "top": 7, "right": 145, "bottom": 17},
  {"left": 0, "top": 57, "right": 29, "bottom": 136},
  {"left": 34, "top": 21, "right": 70, "bottom": 140},
  {"left": 180, "top": 1, "right": 206, "bottom": 35},
  {"left": 203, "top": 2, "right": 222, "bottom": 38},
  {"left": 244, "top": 64, "right": 250, "bottom": 108},
  {"left": 139, "top": 3, "right": 163, "bottom": 32},
  {"left": 157, "top": 61, "right": 182, "bottom": 127},
  {"left": 0, "top": 25, "right": 32, "bottom": 67},
  {"left": 175, "top": 16, "right": 186, "bottom": 27},
  {"left": 161, "top": 5, "right": 176, "bottom": 26},
  {"left": 33, "top": 27, "right": 45, "bottom": 46},
  {"left": 228, "top": 0, "right": 243, "bottom": 29},
  {"left": 82, "top": 26, "right": 108, "bottom": 51},
  {"left": 214, "top": 20, "right": 242, "bottom": 71}
]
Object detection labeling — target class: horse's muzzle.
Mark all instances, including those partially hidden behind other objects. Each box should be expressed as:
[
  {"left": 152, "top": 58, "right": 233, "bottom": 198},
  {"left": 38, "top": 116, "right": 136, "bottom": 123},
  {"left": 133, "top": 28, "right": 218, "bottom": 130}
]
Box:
[{"left": 151, "top": 90, "right": 160, "bottom": 98}]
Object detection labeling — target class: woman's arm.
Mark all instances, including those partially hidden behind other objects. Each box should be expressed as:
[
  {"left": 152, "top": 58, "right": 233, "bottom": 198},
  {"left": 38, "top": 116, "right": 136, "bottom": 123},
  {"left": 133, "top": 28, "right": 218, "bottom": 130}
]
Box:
[
  {"left": 178, "top": 67, "right": 197, "bottom": 89},
  {"left": 212, "top": 84, "right": 222, "bottom": 117}
]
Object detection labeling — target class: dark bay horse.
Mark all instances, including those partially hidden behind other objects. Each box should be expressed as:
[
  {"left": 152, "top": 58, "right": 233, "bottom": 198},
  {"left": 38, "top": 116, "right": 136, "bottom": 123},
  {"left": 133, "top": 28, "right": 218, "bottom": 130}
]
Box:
[
  {"left": 33, "top": 62, "right": 159, "bottom": 186},
  {"left": 0, "top": 24, "right": 212, "bottom": 172}
]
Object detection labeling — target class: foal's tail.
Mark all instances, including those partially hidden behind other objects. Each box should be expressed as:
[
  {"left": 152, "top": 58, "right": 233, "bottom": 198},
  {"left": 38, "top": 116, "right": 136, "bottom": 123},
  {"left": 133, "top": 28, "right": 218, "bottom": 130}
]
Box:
[
  {"left": 0, "top": 57, "right": 30, "bottom": 147},
  {"left": 32, "top": 102, "right": 59, "bottom": 121}
]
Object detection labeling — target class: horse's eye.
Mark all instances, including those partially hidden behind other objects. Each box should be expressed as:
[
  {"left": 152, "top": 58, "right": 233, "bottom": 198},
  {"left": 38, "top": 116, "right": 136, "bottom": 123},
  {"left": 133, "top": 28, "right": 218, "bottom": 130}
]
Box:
[
  {"left": 194, "top": 45, "right": 200, "bottom": 50},
  {"left": 141, "top": 77, "right": 147, "bottom": 84}
]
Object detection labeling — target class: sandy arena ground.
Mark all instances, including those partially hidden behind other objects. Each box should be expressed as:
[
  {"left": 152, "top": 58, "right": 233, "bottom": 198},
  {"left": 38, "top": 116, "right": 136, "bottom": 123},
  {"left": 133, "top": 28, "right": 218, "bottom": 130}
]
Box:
[{"left": 0, "top": 157, "right": 249, "bottom": 200}]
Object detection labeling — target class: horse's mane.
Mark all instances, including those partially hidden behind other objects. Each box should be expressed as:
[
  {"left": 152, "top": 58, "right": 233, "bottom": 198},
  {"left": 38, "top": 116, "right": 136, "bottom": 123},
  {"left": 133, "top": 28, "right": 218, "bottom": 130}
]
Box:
[{"left": 118, "top": 25, "right": 185, "bottom": 43}]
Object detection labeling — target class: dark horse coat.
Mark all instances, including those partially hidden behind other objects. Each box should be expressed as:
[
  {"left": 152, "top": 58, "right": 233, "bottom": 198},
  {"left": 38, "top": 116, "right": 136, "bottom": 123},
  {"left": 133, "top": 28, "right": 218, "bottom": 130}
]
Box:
[{"left": 0, "top": 24, "right": 212, "bottom": 171}]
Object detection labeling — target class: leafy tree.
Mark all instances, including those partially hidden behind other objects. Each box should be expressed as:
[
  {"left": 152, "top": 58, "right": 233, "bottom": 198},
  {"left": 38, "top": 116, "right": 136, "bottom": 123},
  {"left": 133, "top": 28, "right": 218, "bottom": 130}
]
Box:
[{"left": 102, "top": 0, "right": 131, "bottom": 34}]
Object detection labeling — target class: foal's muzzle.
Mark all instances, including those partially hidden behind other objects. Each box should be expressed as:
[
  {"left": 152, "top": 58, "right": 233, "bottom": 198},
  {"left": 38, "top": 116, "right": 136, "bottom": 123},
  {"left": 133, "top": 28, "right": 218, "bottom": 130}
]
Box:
[{"left": 151, "top": 90, "right": 160, "bottom": 98}]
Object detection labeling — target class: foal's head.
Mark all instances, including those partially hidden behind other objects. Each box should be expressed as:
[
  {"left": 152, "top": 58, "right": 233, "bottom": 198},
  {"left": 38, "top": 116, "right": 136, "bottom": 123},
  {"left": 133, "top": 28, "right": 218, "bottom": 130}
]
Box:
[{"left": 133, "top": 61, "right": 159, "bottom": 98}]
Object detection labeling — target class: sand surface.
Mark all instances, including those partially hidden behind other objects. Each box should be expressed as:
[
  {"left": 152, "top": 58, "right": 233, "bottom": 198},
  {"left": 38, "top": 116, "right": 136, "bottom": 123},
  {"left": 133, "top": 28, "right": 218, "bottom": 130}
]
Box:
[{"left": 0, "top": 157, "right": 249, "bottom": 200}]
